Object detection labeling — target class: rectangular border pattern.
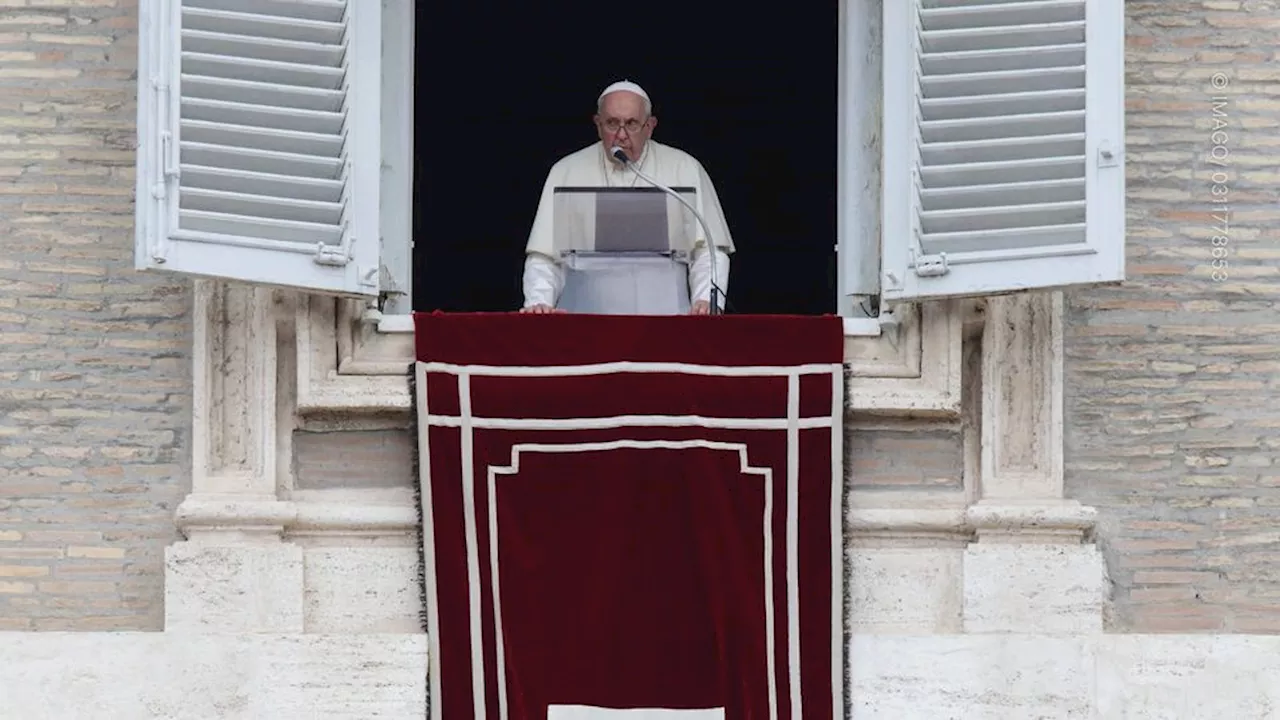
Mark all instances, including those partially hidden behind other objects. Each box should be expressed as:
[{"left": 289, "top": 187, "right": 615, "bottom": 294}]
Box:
[{"left": 416, "top": 359, "right": 844, "bottom": 720}]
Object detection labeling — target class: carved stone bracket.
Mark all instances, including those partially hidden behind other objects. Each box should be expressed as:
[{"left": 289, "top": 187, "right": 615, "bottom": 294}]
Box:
[
  {"left": 981, "top": 291, "right": 1064, "bottom": 499},
  {"left": 188, "top": 280, "right": 280, "bottom": 500},
  {"left": 336, "top": 299, "right": 416, "bottom": 375},
  {"left": 846, "top": 300, "right": 962, "bottom": 417},
  {"left": 295, "top": 296, "right": 409, "bottom": 414},
  {"left": 972, "top": 290, "right": 1094, "bottom": 542}
]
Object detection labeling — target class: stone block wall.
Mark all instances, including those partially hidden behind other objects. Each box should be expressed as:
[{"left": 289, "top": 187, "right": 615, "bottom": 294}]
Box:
[
  {"left": 4, "top": 0, "right": 1280, "bottom": 641},
  {"left": 1065, "top": 1, "right": 1280, "bottom": 632},
  {"left": 0, "top": 0, "right": 190, "bottom": 632}
]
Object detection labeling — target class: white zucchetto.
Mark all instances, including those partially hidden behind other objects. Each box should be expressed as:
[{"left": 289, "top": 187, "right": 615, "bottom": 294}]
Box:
[{"left": 598, "top": 80, "right": 650, "bottom": 107}]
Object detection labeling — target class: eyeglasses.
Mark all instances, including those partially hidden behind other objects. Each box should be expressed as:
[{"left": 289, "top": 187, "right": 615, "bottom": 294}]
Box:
[{"left": 600, "top": 117, "right": 648, "bottom": 134}]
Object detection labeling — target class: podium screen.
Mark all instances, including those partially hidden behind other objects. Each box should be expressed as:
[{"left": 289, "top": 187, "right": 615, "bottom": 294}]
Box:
[{"left": 552, "top": 186, "right": 698, "bottom": 254}]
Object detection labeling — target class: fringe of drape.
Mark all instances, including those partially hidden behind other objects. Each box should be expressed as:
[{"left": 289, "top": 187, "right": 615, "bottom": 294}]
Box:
[
  {"left": 842, "top": 369, "right": 852, "bottom": 719},
  {"left": 407, "top": 361, "right": 431, "bottom": 718}
]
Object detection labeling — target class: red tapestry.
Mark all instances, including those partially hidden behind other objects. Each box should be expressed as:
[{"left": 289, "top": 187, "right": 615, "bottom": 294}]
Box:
[{"left": 413, "top": 312, "right": 845, "bottom": 720}]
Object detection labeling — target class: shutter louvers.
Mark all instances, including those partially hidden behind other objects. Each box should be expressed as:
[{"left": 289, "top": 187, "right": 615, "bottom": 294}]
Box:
[
  {"left": 918, "top": 0, "right": 1087, "bottom": 255},
  {"left": 179, "top": 0, "right": 347, "bottom": 246},
  {"left": 880, "top": 0, "right": 1125, "bottom": 301},
  {"left": 134, "top": 0, "right": 382, "bottom": 297}
]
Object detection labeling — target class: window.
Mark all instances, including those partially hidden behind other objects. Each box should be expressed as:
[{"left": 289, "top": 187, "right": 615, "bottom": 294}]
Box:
[
  {"left": 134, "top": 0, "right": 1126, "bottom": 329},
  {"left": 412, "top": 1, "right": 839, "bottom": 316}
]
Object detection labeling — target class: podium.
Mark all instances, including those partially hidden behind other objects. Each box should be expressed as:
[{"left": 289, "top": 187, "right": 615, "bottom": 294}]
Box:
[
  {"left": 551, "top": 186, "right": 698, "bottom": 315},
  {"left": 411, "top": 311, "right": 845, "bottom": 720}
]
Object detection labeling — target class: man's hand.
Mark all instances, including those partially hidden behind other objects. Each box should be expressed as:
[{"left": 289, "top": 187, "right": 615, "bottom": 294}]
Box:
[
  {"left": 521, "top": 304, "right": 565, "bottom": 314},
  {"left": 691, "top": 300, "right": 710, "bottom": 315}
]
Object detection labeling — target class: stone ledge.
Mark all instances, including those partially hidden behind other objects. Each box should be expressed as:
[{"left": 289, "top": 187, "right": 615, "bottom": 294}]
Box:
[
  {"left": 0, "top": 632, "right": 428, "bottom": 720},
  {"left": 846, "top": 507, "right": 970, "bottom": 546},
  {"left": 968, "top": 500, "right": 1097, "bottom": 543},
  {"left": 175, "top": 495, "right": 418, "bottom": 538},
  {"left": 4, "top": 632, "right": 1275, "bottom": 719},
  {"left": 300, "top": 296, "right": 967, "bottom": 418},
  {"left": 852, "top": 634, "right": 1280, "bottom": 719},
  {"left": 847, "top": 501, "right": 1098, "bottom": 545}
]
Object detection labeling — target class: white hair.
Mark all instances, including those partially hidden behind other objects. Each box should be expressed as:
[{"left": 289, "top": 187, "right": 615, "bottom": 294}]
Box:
[{"left": 597, "top": 80, "right": 652, "bottom": 116}]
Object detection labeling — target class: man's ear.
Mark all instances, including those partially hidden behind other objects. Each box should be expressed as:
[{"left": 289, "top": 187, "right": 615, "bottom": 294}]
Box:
[{"left": 649, "top": 115, "right": 658, "bottom": 132}]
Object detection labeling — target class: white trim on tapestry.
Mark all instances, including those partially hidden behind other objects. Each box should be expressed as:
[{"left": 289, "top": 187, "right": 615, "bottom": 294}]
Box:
[
  {"left": 489, "top": 440, "right": 779, "bottom": 720},
  {"left": 424, "top": 415, "right": 835, "bottom": 431},
  {"left": 414, "top": 363, "right": 445, "bottom": 720},
  {"left": 487, "top": 449, "right": 511, "bottom": 720},
  {"left": 382, "top": 317, "right": 877, "bottom": 338},
  {"left": 785, "top": 374, "right": 802, "bottom": 720},
  {"left": 418, "top": 361, "right": 843, "bottom": 378},
  {"left": 457, "top": 372, "right": 488, "bottom": 719}
]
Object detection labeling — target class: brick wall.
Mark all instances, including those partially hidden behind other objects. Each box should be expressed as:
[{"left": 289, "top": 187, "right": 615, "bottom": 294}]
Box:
[
  {"left": 293, "top": 430, "right": 416, "bottom": 491},
  {"left": 0, "top": 0, "right": 190, "bottom": 631},
  {"left": 1064, "top": 2, "right": 1280, "bottom": 632},
  {"left": 2, "top": 0, "right": 1275, "bottom": 636}
]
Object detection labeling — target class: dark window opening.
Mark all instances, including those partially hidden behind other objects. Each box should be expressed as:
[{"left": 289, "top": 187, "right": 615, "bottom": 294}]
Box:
[{"left": 412, "top": 2, "right": 839, "bottom": 315}]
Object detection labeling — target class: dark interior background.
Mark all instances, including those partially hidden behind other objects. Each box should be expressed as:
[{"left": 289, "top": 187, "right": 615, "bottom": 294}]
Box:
[{"left": 412, "top": 1, "right": 838, "bottom": 315}]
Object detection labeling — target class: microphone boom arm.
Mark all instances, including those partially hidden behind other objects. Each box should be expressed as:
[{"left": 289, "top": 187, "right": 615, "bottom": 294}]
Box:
[{"left": 611, "top": 147, "right": 724, "bottom": 314}]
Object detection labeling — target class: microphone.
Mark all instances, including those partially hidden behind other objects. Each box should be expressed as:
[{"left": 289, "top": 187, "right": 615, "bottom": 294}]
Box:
[{"left": 610, "top": 146, "right": 724, "bottom": 315}]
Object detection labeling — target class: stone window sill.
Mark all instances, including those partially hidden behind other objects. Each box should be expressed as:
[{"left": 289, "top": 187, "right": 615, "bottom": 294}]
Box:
[{"left": 295, "top": 296, "right": 969, "bottom": 418}]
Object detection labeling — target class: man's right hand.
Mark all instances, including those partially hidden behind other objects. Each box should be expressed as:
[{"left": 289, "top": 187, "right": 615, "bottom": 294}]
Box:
[{"left": 520, "top": 304, "right": 565, "bottom": 314}]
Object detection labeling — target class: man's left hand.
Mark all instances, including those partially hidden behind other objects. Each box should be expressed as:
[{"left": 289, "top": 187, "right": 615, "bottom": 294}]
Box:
[{"left": 691, "top": 300, "right": 710, "bottom": 315}]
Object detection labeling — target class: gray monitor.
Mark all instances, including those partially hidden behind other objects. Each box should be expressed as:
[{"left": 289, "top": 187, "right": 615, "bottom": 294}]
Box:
[{"left": 551, "top": 186, "right": 698, "bottom": 256}]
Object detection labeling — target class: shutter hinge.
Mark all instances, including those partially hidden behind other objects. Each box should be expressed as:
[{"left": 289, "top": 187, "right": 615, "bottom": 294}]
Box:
[
  {"left": 914, "top": 252, "right": 949, "bottom": 277},
  {"left": 313, "top": 243, "right": 352, "bottom": 267},
  {"left": 155, "top": 79, "right": 178, "bottom": 180},
  {"left": 151, "top": 77, "right": 176, "bottom": 198},
  {"left": 160, "top": 131, "right": 179, "bottom": 180}
]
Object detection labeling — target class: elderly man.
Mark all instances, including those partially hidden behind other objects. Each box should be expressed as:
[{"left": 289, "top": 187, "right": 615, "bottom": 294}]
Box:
[{"left": 520, "top": 80, "right": 734, "bottom": 315}]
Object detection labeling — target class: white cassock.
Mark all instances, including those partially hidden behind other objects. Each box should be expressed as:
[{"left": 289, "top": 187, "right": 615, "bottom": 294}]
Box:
[{"left": 522, "top": 140, "right": 734, "bottom": 310}]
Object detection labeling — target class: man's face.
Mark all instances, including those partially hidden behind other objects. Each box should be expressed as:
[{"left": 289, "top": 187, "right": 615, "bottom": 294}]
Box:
[{"left": 594, "top": 91, "right": 655, "bottom": 162}]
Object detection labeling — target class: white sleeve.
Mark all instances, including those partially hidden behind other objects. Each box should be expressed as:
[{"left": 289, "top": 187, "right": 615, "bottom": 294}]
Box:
[
  {"left": 521, "top": 253, "right": 564, "bottom": 308},
  {"left": 689, "top": 246, "right": 730, "bottom": 309}
]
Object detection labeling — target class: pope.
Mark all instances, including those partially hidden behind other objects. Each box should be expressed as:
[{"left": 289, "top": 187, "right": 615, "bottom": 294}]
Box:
[{"left": 520, "top": 80, "right": 735, "bottom": 315}]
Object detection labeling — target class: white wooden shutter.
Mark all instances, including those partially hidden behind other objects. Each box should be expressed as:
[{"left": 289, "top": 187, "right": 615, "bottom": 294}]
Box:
[
  {"left": 135, "top": 0, "right": 382, "bottom": 297},
  {"left": 880, "top": 0, "right": 1124, "bottom": 302}
]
